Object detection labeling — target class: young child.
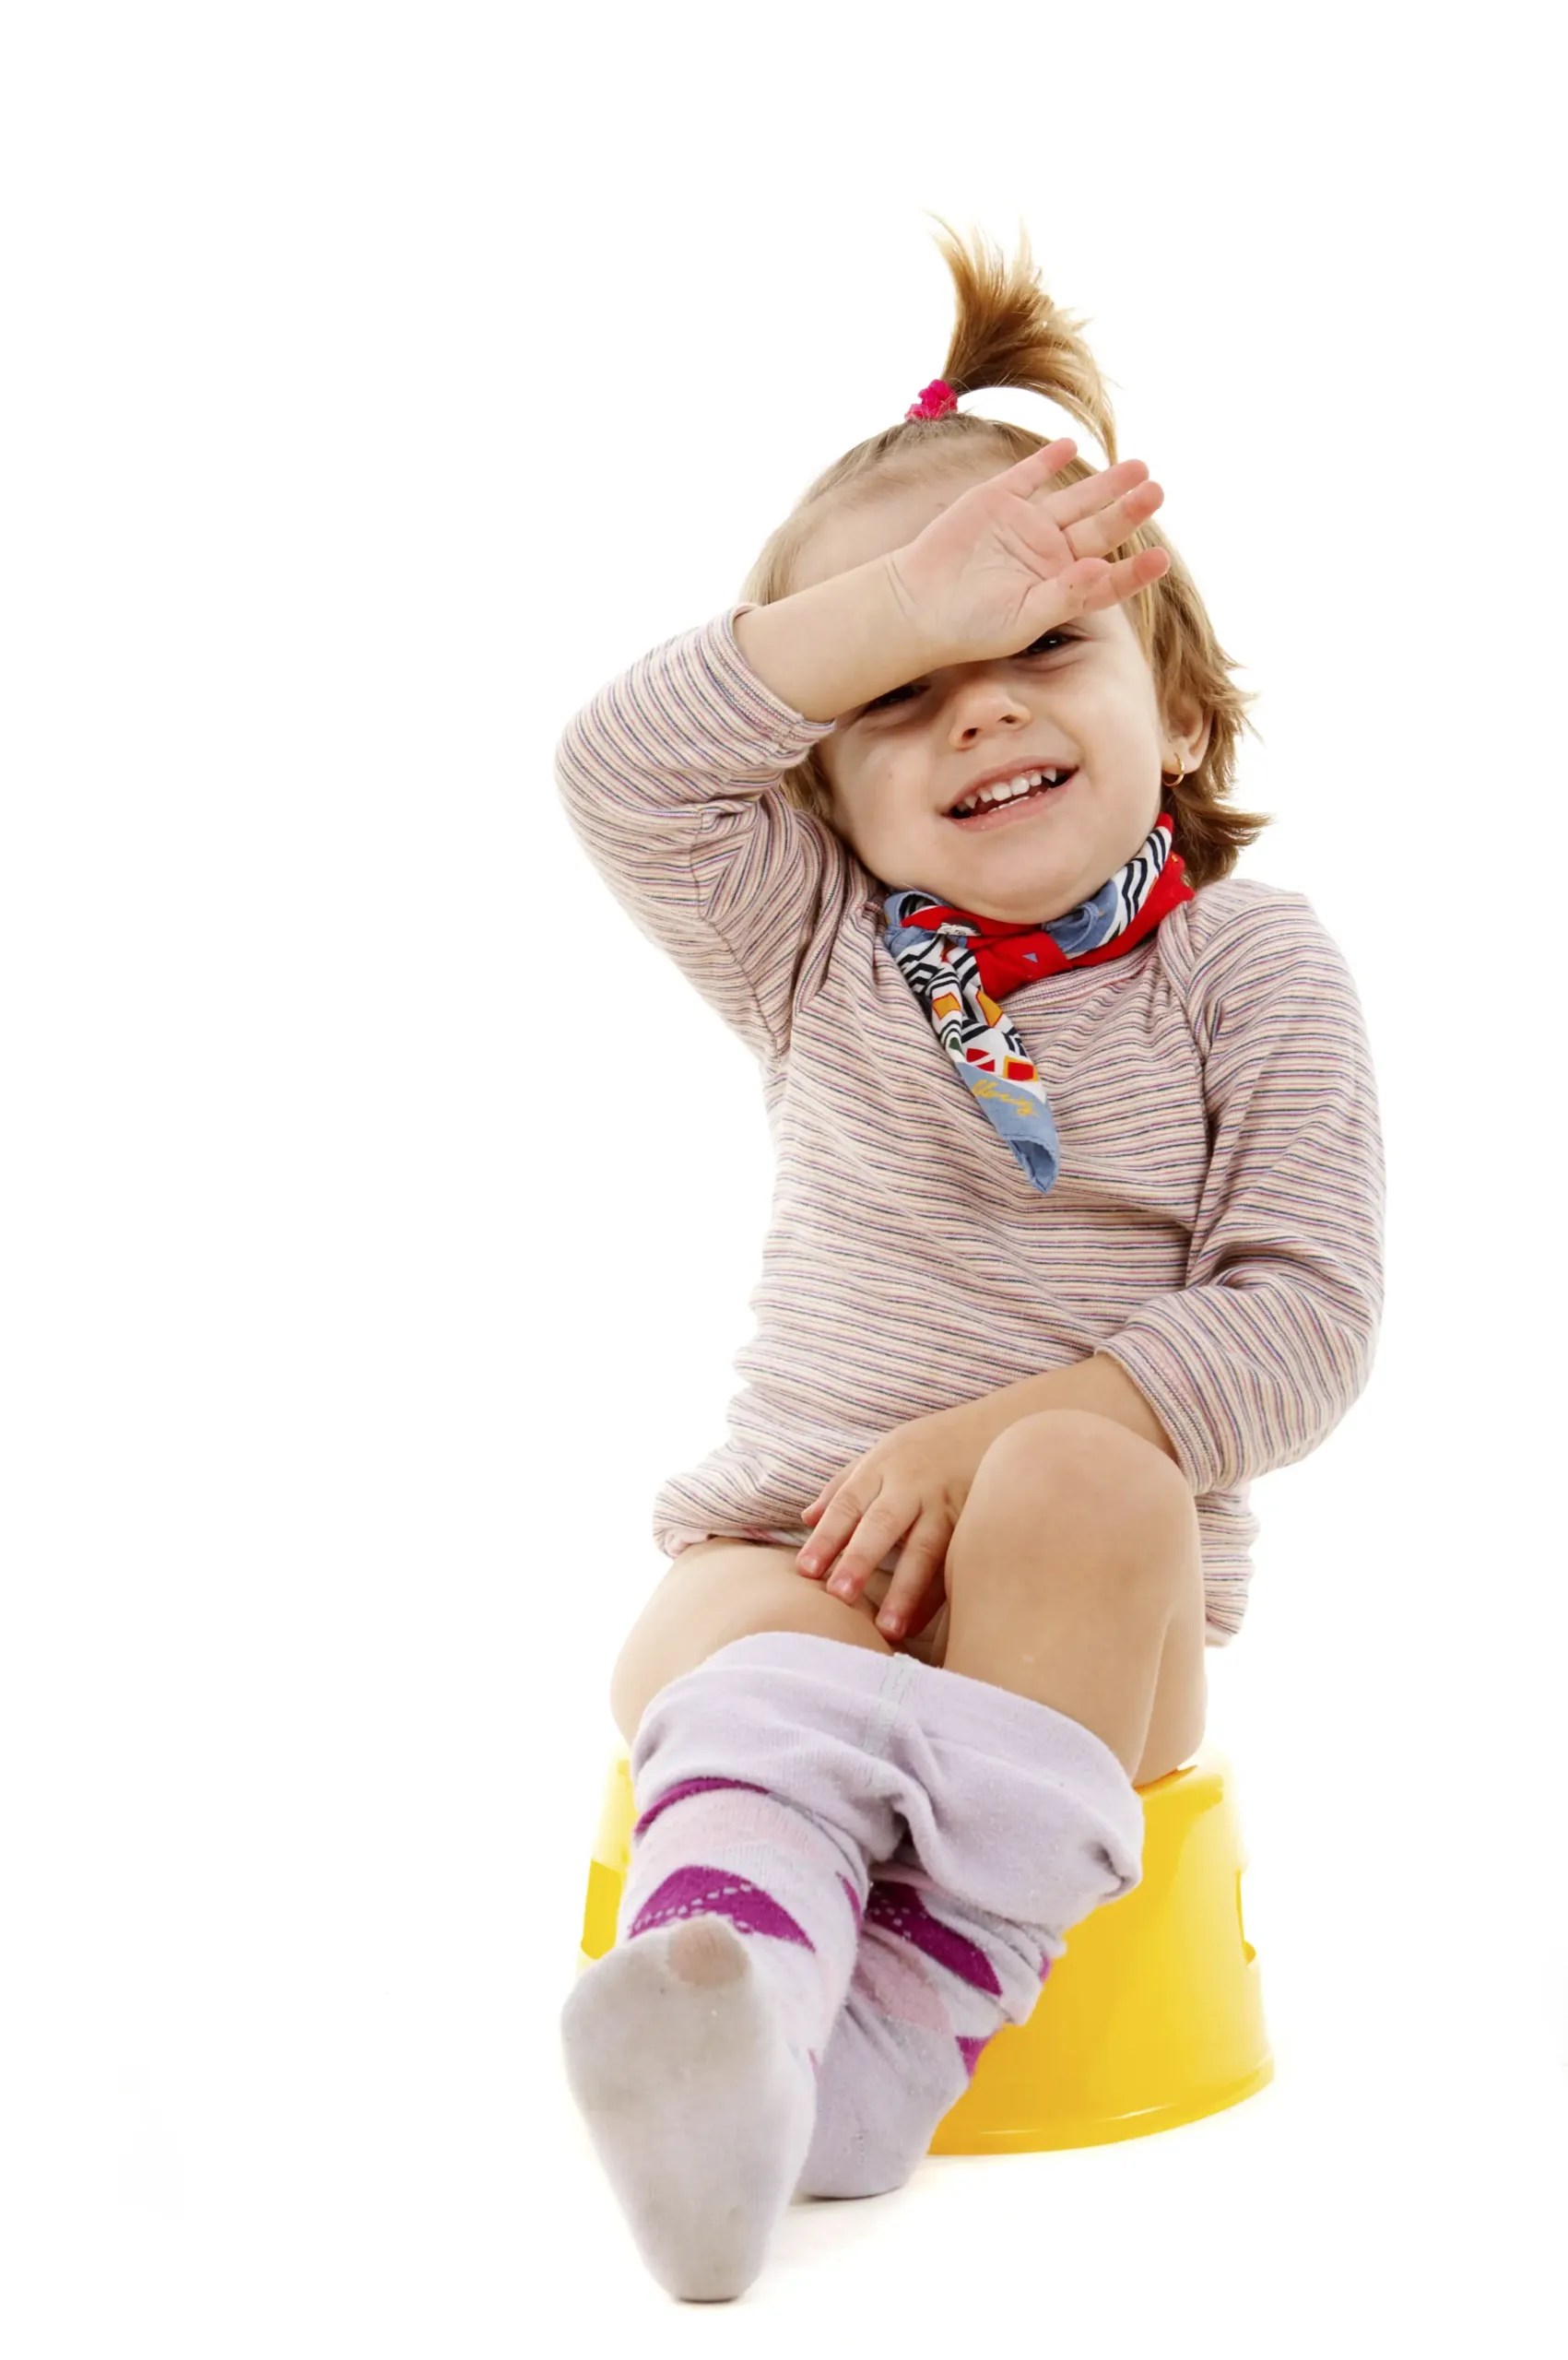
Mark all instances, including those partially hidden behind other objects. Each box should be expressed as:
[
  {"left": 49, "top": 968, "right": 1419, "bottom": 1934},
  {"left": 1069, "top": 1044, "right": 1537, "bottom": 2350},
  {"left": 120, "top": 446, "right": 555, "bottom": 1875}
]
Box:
[{"left": 554, "top": 219, "right": 1385, "bottom": 2302}]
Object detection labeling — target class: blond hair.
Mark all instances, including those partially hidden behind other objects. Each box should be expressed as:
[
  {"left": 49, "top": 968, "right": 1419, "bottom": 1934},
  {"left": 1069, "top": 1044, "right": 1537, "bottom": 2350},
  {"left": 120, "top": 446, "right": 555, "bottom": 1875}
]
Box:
[{"left": 738, "top": 214, "right": 1274, "bottom": 889}]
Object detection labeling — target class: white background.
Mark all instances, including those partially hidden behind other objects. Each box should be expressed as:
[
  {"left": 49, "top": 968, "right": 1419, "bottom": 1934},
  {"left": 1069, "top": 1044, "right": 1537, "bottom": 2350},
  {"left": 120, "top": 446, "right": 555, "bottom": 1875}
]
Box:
[{"left": 4, "top": 2, "right": 1563, "bottom": 2349}]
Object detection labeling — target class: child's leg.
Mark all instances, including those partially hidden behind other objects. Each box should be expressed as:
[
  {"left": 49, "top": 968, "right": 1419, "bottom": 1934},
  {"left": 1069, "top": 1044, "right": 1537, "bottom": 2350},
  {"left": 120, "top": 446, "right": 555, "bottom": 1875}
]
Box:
[
  {"left": 560, "top": 1630, "right": 913, "bottom": 2301},
  {"left": 796, "top": 1409, "right": 1205, "bottom": 2202},
  {"left": 940, "top": 1410, "right": 1207, "bottom": 1772},
  {"left": 560, "top": 1566, "right": 1149, "bottom": 2297},
  {"left": 607, "top": 1539, "right": 895, "bottom": 1747}
]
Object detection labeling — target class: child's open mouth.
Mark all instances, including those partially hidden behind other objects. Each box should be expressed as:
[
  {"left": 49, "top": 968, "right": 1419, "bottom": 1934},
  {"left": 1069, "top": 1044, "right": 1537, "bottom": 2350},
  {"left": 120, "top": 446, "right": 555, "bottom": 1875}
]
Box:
[{"left": 946, "top": 770, "right": 1078, "bottom": 831}]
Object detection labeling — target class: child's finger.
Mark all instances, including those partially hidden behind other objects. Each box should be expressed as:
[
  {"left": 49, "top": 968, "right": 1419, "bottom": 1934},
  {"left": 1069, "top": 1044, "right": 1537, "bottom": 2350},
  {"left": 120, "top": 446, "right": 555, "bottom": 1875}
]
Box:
[
  {"left": 820, "top": 1502, "right": 914, "bottom": 1605},
  {"left": 803, "top": 1471, "right": 849, "bottom": 1527},
  {"left": 1042, "top": 454, "right": 1149, "bottom": 532},
  {"left": 1077, "top": 547, "right": 1170, "bottom": 616},
  {"left": 898, "top": 1559, "right": 949, "bottom": 1637},
  {"left": 797, "top": 1494, "right": 862, "bottom": 1580},
  {"left": 871, "top": 1520, "right": 949, "bottom": 1636}
]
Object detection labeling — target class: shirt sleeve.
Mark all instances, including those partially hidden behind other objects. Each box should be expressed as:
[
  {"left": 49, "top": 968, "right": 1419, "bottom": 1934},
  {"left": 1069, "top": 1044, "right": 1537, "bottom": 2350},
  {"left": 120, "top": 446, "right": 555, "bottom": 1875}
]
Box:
[
  {"left": 1094, "top": 887, "right": 1386, "bottom": 1494},
  {"left": 553, "top": 601, "right": 867, "bottom": 1065}
]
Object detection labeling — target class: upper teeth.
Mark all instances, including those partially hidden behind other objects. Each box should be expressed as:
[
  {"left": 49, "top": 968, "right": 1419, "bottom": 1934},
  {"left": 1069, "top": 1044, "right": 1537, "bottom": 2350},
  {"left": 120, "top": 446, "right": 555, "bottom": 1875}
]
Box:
[{"left": 950, "top": 768, "right": 1070, "bottom": 819}]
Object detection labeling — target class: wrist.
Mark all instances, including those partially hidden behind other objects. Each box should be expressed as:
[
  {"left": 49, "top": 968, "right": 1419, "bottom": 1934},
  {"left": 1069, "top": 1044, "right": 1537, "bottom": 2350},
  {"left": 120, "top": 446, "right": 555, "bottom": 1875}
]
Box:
[{"left": 731, "top": 553, "right": 952, "bottom": 726}]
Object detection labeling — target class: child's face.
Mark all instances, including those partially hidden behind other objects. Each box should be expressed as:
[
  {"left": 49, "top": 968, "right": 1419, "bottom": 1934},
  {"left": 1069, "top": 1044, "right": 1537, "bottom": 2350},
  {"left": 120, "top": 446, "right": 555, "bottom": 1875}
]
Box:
[{"left": 801, "top": 463, "right": 1208, "bottom": 922}]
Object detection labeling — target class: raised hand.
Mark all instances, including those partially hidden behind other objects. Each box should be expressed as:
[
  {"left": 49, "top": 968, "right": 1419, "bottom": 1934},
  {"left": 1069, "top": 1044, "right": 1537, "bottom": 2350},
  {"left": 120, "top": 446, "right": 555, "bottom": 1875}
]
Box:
[{"left": 883, "top": 436, "right": 1171, "bottom": 673}]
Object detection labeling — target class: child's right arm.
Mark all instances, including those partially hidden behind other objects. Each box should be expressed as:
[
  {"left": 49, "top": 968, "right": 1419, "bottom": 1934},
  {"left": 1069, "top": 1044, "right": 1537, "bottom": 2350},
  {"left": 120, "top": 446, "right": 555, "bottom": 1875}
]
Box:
[
  {"left": 726, "top": 553, "right": 944, "bottom": 724},
  {"left": 553, "top": 556, "right": 947, "bottom": 1064}
]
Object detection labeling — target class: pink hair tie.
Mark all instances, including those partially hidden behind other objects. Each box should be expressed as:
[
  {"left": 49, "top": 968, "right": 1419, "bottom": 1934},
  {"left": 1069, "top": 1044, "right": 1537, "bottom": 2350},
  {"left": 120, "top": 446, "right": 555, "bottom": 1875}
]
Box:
[{"left": 904, "top": 379, "right": 959, "bottom": 420}]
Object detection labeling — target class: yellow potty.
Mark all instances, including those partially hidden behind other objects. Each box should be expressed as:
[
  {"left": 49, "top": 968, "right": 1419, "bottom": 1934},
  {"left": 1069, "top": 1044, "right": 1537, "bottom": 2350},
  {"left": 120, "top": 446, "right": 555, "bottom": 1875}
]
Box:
[{"left": 574, "top": 1736, "right": 1272, "bottom": 2153}]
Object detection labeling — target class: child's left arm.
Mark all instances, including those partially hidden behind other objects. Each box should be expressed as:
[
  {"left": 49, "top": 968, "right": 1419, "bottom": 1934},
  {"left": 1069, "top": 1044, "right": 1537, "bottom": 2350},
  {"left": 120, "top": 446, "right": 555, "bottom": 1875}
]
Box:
[{"left": 1091, "top": 886, "right": 1386, "bottom": 1495}]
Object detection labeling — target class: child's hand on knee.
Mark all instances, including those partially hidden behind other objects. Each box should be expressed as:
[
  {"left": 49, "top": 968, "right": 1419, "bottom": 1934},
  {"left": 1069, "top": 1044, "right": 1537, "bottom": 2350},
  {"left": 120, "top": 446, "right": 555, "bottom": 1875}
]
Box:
[{"left": 794, "top": 1402, "right": 996, "bottom": 1635}]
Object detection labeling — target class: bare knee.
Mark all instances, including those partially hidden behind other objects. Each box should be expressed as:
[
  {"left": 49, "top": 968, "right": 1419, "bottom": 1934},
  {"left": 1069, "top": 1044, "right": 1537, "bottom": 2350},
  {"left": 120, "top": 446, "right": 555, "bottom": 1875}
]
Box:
[
  {"left": 942, "top": 1413, "right": 1206, "bottom": 1776},
  {"left": 951, "top": 1409, "right": 1200, "bottom": 1605},
  {"left": 607, "top": 1543, "right": 894, "bottom": 1745}
]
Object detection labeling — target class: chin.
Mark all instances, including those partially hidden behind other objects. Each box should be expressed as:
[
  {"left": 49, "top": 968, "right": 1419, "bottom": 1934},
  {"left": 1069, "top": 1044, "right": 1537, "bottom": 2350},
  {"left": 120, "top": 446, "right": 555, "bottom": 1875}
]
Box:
[{"left": 960, "top": 866, "right": 1087, "bottom": 918}]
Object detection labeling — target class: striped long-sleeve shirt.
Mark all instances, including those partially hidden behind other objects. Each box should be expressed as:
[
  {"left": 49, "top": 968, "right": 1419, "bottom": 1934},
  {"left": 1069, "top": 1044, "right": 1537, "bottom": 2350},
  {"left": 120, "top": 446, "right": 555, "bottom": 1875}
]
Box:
[{"left": 554, "top": 602, "right": 1386, "bottom": 1646}]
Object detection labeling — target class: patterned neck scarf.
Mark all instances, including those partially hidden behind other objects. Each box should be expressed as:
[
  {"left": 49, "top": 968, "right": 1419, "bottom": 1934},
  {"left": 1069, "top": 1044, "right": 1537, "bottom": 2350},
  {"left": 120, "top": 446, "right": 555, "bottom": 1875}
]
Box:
[{"left": 882, "top": 810, "right": 1194, "bottom": 1195}]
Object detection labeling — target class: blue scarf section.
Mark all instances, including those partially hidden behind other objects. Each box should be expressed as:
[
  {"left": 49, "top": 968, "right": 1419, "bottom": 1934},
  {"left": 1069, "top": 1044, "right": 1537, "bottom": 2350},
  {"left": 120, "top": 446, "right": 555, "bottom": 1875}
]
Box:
[{"left": 881, "top": 813, "right": 1189, "bottom": 1195}]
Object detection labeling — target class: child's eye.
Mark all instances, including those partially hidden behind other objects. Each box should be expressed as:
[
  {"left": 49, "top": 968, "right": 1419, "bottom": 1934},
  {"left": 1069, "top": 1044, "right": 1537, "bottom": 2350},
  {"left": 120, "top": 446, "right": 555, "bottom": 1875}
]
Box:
[{"left": 864, "top": 629, "right": 1079, "bottom": 713}]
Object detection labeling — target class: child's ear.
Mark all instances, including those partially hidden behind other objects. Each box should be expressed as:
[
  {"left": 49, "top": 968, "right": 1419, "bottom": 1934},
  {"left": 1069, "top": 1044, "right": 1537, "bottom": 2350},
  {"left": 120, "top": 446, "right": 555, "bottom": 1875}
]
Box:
[{"left": 1162, "top": 698, "right": 1211, "bottom": 774}]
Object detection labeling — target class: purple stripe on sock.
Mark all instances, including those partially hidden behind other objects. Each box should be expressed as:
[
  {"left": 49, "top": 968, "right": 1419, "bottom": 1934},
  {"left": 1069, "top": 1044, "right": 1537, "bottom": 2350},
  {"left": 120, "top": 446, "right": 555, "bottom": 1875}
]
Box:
[
  {"left": 631, "top": 1775, "right": 768, "bottom": 1841},
  {"left": 866, "top": 1878, "right": 1002, "bottom": 1998},
  {"left": 627, "top": 1865, "right": 816, "bottom": 1950},
  {"left": 957, "top": 2034, "right": 989, "bottom": 2082},
  {"left": 839, "top": 1872, "right": 863, "bottom": 1928}
]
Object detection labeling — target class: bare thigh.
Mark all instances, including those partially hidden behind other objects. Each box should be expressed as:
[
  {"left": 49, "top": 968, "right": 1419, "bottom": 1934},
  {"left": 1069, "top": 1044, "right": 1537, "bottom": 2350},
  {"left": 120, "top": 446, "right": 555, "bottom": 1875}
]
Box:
[
  {"left": 607, "top": 1533, "right": 1203, "bottom": 1785},
  {"left": 607, "top": 1539, "right": 900, "bottom": 1744}
]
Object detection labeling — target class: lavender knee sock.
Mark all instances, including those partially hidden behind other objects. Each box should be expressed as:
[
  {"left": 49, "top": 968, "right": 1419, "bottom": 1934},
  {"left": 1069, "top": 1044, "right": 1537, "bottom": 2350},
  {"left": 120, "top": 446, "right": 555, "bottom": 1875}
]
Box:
[
  {"left": 560, "top": 1632, "right": 922, "bottom": 2301},
  {"left": 793, "top": 1655, "right": 1146, "bottom": 2201}
]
